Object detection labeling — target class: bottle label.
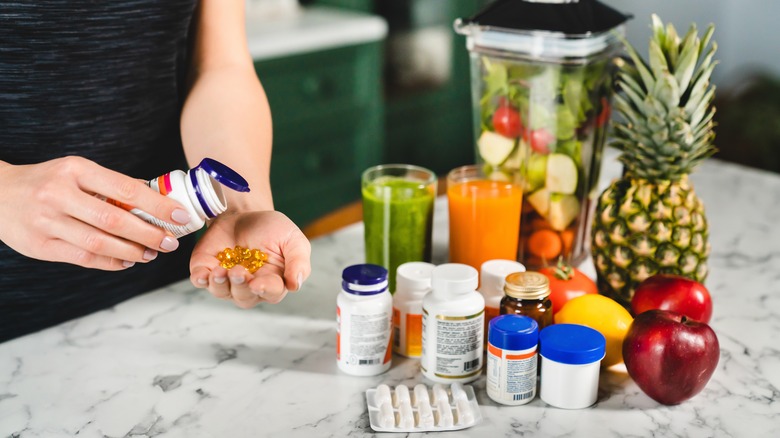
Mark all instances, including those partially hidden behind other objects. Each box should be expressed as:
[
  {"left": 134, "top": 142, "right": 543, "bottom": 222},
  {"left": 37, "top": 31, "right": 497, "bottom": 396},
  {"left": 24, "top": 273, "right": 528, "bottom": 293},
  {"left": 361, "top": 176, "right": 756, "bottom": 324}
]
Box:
[
  {"left": 422, "top": 309, "right": 484, "bottom": 379},
  {"left": 406, "top": 313, "right": 422, "bottom": 357},
  {"left": 487, "top": 343, "right": 537, "bottom": 404},
  {"left": 337, "top": 305, "right": 392, "bottom": 367}
]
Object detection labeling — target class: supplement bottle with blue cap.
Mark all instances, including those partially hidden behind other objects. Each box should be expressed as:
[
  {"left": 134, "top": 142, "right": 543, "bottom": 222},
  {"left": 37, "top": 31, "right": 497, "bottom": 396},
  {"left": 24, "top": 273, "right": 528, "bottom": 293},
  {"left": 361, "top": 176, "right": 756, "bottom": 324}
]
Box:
[
  {"left": 487, "top": 314, "right": 539, "bottom": 405},
  {"left": 104, "top": 158, "right": 250, "bottom": 238},
  {"left": 337, "top": 264, "right": 393, "bottom": 376}
]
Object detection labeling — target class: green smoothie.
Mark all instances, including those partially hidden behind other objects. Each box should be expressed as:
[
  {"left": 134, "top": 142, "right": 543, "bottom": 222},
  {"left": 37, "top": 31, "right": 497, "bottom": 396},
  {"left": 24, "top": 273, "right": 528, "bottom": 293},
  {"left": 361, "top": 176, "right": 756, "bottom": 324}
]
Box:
[{"left": 362, "top": 177, "right": 435, "bottom": 292}]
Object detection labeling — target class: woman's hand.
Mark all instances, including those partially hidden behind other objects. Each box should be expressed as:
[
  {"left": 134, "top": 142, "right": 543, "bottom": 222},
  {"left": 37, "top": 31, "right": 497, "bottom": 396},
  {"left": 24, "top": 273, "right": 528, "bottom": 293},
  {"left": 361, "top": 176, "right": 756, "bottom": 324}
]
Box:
[
  {"left": 189, "top": 210, "right": 312, "bottom": 308},
  {"left": 0, "top": 157, "right": 191, "bottom": 270}
]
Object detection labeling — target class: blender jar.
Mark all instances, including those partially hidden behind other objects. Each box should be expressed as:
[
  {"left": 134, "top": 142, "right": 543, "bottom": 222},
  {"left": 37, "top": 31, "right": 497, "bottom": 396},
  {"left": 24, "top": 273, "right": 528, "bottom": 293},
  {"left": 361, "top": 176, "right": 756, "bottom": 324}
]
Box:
[{"left": 455, "top": 0, "right": 629, "bottom": 269}]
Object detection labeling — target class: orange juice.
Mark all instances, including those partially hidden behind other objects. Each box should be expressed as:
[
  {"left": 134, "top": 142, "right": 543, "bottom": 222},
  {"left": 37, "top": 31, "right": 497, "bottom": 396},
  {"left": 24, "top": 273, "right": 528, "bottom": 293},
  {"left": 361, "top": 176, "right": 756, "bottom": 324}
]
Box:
[{"left": 448, "top": 179, "right": 523, "bottom": 270}]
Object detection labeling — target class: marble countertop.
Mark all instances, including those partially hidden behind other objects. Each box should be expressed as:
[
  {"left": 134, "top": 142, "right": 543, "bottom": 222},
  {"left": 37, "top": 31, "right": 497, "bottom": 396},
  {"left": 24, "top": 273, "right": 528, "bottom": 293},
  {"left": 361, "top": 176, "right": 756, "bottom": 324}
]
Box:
[
  {"left": 246, "top": 6, "right": 387, "bottom": 61},
  {"left": 2, "top": 148, "right": 779, "bottom": 437}
]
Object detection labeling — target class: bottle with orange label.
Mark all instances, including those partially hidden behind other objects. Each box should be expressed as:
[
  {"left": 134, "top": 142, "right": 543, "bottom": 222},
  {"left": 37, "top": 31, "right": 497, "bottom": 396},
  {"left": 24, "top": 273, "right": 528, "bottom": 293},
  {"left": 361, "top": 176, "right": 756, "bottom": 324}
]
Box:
[
  {"left": 479, "top": 260, "right": 525, "bottom": 345},
  {"left": 392, "top": 262, "right": 435, "bottom": 358}
]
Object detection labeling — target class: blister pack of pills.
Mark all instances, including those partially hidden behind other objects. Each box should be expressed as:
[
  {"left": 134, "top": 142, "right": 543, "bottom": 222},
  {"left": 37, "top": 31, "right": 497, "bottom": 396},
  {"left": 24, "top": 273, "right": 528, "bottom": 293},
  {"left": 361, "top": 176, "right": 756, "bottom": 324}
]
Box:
[{"left": 365, "top": 383, "right": 482, "bottom": 432}]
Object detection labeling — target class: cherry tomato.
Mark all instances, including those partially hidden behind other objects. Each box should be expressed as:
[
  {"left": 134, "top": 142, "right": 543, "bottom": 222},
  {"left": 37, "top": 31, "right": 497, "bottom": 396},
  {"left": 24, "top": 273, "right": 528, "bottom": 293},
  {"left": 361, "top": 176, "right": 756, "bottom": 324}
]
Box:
[
  {"left": 539, "top": 258, "right": 598, "bottom": 317},
  {"left": 528, "top": 128, "right": 554, "bottom": 155},
  {"left": 492, "top": 104, "right": 523, "bottom": 138}
]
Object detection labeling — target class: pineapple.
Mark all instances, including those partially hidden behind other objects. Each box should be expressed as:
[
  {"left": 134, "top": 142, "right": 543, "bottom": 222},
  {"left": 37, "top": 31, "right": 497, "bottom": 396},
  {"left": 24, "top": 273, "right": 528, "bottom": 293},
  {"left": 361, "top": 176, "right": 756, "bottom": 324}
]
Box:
[{"left": 591, "top": 15, "right": 717, "bottom": 308}]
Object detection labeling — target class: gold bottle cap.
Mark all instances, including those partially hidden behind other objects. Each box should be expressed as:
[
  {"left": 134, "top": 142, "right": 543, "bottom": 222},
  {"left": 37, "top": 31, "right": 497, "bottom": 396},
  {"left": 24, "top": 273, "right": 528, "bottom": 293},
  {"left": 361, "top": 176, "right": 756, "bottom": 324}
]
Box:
[{"left": 504, "top": 271, "right": 550, "bottom": 300}]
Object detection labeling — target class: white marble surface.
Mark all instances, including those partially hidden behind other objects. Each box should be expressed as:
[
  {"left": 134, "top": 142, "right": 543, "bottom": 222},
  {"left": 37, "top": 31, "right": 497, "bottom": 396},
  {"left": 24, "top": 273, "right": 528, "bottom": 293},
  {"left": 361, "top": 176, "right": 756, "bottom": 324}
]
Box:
[
  {"left": 2, "top": 148, "right": 780, "bottom": 437},
  {"left": 246, "top": 6, "right": 387, "bottom": 61}
]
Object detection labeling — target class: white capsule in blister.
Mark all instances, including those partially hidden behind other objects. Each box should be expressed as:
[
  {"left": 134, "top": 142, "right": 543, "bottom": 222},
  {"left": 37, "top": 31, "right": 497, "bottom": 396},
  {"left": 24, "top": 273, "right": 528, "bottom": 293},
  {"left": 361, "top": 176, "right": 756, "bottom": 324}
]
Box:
[
  {"left": 394, "top": 384, "right": 411, "bottom": 407},
  {"left": 413, "top": 384, "right": 430, "bottom": 407},
  {"left": 398, "top": 401, "right": 414, "bottom": 429},
  {"left": 455, "top": 398, "right": 474, "bottom": 425},
  {"left": 378, "top": 402, "right": 395, "bottom": 429},
  {"left": 432, "top": 384, "right": 449, "bottom": 405},
  {"left": 374, "top": 384, "right": 392, "bottom": 407},
  {"left": 435, "top": 399, "right": 454, "bottom": 428},
  {"left": 417, "top": 400, "right": 435, "bottom": 428},
  {"left": 450, "top": 382, "right": 468, "bottom": 403}
]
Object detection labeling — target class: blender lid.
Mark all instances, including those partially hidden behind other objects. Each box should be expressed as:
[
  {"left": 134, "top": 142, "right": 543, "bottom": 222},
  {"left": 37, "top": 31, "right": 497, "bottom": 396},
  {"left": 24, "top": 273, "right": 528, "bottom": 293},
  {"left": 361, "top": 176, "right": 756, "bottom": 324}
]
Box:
[
  {"left": 459, "top": 0, "right": 630, "bottom": 35},
  {"left": 455, "top": 0, "right": 631, "bottom": 59}
]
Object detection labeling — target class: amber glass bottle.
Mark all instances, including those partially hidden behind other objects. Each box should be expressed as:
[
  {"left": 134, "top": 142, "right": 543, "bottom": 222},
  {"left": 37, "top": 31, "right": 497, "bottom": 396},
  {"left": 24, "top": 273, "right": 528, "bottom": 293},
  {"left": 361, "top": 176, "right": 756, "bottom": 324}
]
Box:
[{"left": 500, "top": 271, "right": 553, "bottom": 331}]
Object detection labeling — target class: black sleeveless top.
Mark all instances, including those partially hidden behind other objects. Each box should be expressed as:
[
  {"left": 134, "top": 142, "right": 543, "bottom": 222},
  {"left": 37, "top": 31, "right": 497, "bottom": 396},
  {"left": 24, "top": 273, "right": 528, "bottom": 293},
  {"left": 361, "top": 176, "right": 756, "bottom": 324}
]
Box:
[{"left": 0, "top": 0, "right": 200, "bottom": 342}]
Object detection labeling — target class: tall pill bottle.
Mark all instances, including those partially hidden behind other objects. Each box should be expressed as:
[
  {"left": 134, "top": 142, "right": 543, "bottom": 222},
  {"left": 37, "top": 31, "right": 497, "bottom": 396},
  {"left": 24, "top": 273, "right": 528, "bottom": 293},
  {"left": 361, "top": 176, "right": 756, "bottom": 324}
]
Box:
[
  {"left": 539, "top": 323, "right": 606, "bottom": 409},
  {"left": 421, "top": 263, "right": 485, "bottom": 383},
  {"left": 337, "top": 264, "right": 393, "bottom": 376},
  {"left": 392, "top": 262, "right": 435, "bottom": 358},
  {"left": 479, "top": 259, "right": 525, "bottom": 343},
  {"left": 487, "top": 314, "right": 539, "bottom": 405},
  {"left": 105, "top": 158, "right": 249, "bottom": 238}
]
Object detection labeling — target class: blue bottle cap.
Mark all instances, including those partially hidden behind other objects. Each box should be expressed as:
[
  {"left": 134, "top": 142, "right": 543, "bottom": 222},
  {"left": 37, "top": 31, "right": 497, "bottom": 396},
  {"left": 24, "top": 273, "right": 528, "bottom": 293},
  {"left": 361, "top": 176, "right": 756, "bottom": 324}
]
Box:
[
  {"left": 539, "top": 324, "right": 606, "bottom": 365},
  {"left": 342, "top": 264, "right": 388, "bottom": 295},
  {"left": 196, "top": 158, "right": 250, "bottom": 193},
  {"left": 489, "top": 315, "right": 538, "bottom": 351}
]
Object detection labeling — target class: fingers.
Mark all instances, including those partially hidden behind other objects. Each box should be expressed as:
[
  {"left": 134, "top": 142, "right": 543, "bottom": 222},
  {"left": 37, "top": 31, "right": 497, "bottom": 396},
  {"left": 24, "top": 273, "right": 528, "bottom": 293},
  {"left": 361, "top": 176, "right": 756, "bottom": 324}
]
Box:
[
  {"left": 70, "top": 158, "right": 191, "bottom": 227},
  {"left": 40, "top": 238, "right": 128, "bottom": 271},
  {"left": 63, "top": 192, "right": 181, "bottom": 254},
  {"left": 281, "top": 233, "right": 312, "bottom": 292}
]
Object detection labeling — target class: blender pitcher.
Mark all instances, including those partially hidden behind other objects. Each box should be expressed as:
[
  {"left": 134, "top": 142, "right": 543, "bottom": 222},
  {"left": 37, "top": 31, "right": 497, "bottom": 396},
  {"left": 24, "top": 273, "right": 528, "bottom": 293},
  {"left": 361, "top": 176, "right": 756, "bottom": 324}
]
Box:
[{"left": 455, "top": 0, "right": 629, "bottom": 269}]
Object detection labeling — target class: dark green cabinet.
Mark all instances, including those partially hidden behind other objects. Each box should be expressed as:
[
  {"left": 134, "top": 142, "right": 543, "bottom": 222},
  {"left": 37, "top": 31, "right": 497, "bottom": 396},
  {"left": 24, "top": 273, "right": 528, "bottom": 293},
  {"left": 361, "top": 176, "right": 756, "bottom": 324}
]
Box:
[{"left": 254, "top": 42, "right": 384, "bottom": 227}]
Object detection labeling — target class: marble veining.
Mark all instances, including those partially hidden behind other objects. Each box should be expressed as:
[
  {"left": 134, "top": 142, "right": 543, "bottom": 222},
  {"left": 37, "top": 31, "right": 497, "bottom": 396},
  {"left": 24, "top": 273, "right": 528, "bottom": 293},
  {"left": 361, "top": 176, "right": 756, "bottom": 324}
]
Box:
[{"left": 1, "top": 148, "right": 779, "bottom": 437}]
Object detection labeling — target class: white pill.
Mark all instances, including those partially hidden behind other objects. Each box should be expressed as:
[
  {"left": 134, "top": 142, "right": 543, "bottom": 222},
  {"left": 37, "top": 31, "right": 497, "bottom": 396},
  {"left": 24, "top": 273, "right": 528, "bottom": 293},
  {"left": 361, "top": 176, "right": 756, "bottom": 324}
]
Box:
[
  {"left": 432, "top": 384, "right": 449, "bottom": 405},
  {"left": 378, "top": 401, "right": 395, "bottom": 429},
  {"left": 417, "top": 400, "right": 435, "bottom": 428},
  {"left": 374, "top": 384, "right": 392, "bottom": 407},
  {"left": 456, "top": 398, "right": 474, "bottom": 425},
  {"left": 450, "top": 382, "right": 469, "bottom": 402},
  {"left": 394, "top": 385, "right": 411, "bottom": 407},
  {"left": 413, "top": 384, "right": 430, "bottom": 407},
  {"left": 436, "top": 399, "right": 454, "bottom": 428},
  {"left": 398, "top": 401, "right": 414, "bottom": 429}
]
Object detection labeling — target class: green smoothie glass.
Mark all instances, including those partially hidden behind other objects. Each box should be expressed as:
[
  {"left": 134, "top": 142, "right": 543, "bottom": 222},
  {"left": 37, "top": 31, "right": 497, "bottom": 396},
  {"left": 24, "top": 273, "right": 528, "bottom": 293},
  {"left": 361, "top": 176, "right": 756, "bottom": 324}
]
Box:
[{"left": 362, "top": 164, "right": 436, "bottom": 292}]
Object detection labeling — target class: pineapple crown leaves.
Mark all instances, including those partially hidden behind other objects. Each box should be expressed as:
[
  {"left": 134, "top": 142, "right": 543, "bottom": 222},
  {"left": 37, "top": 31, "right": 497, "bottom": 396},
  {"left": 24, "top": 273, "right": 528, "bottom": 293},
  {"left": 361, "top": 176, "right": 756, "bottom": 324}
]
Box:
[{"left": 612, "top": 14, "right": 719, "bottom": 181}]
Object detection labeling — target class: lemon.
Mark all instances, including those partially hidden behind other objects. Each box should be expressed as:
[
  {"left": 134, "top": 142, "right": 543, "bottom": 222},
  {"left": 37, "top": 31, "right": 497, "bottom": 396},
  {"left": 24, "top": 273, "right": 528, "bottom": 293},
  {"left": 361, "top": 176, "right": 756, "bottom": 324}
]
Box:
[{"left": 554, "top": 294, "right": 633, "bottom": 367}]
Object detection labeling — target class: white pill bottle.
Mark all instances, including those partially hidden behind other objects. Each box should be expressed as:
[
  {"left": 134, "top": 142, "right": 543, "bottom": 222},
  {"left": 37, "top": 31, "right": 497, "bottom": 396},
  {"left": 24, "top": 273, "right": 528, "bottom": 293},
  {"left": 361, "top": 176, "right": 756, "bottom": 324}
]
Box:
[
  {"left": 337, "top": 264, "right": 393, "bottom": 376},
  {"left": 392, "top": 262, "right": 435, "bottom": 358},
  {"left": 487, "top": 314, "right": 539, "bottom": 405},
  {"left": 106, "top": 158, "right": 249, "bottom": 238},
  {"left": 421, "top": 263, "right": 485, "bottom": 383},
  {"left": 479, "top": 259, "right": 525, "bottom": 343}
]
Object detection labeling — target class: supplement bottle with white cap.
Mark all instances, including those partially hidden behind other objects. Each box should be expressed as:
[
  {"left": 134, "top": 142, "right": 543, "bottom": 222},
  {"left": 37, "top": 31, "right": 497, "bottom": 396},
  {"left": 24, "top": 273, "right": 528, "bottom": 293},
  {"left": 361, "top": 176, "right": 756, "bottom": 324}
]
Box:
[
  {"left": 392, "top": 262, "right": 435, "bottom": 358},
  {"left": 479, "top": 259, "right": 525, "bottom": 344},
  {"left": 337, "top": 264, "right": 393, "bottom": 376},
  {"left": 421, "top": 263, "right": 485, "bottom": 383}
]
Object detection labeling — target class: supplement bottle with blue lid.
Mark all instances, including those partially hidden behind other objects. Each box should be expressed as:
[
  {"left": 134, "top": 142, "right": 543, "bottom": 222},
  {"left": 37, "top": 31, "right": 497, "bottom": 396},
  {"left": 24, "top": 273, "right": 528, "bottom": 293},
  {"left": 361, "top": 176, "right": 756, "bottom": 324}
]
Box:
[
  {"left": 337, "top": 264, "right": 393, "bottom": 376},
  {"left": 487, "top": 314, "right": 539, "bottom": 405},
  {"left": 105, "top": 158, "right": 250, "bottom": 238},
  {"left": 539, "top": 323, "right": 606, "bottom": 409}
]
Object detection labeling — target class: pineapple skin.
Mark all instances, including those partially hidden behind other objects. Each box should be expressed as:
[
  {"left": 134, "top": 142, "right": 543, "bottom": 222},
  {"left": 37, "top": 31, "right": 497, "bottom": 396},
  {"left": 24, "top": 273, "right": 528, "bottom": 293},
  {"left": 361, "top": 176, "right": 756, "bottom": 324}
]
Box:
[{"left": 591, "top": 175, "right": 710, "bottom": 308}]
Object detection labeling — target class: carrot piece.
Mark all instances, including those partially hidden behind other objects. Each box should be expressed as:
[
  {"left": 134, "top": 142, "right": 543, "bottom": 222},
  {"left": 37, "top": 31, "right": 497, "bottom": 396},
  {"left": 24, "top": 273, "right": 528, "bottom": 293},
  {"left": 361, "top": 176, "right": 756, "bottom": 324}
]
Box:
[{"left": 527, "top": 229, "right": 563, "bottom": 260}]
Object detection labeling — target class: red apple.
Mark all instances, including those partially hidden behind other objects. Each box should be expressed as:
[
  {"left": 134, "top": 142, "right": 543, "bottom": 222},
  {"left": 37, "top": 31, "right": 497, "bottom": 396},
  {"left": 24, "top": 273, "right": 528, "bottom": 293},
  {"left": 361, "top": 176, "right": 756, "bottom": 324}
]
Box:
[
  {"left": 623, "top": 310, "right": 720, "bottom": 405},
  {"left": 528, "top": 128, "right": 554, "bottom": 154},
  {"left": 632, "top": 274, "right": 713, "bottom": 323}
]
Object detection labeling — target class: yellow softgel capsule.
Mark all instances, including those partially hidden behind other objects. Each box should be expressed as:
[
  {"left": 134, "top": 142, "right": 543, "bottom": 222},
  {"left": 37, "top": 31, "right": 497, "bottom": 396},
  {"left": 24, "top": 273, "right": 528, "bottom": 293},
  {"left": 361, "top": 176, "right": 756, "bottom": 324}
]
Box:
[{"left": 218, "top": 246, "right": 266, "bottom": 272}]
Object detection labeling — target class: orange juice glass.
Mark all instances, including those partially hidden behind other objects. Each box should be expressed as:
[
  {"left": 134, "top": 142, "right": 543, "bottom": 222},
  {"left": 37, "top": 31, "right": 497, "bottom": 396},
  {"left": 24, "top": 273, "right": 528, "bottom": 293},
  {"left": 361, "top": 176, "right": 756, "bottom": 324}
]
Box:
[{"left": 447, "top": 165, "right": 523, "bottom": 270}]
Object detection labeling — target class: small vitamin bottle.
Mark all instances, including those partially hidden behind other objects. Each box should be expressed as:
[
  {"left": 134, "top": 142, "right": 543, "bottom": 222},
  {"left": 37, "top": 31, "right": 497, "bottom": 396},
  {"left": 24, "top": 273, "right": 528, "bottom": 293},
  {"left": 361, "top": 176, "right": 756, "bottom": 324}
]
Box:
[
  {"left": 337, "top": 264, "right": 393, "bottom": 376},
  {"left": 487, "top": 314, "right": 539, "bottom": 405},
  {"left": 500, "top": 271, "right": 553, "bottom": 331},
  {"left": 392, "top": 262, "right": 435, "bottom": 358},
  {"left": 105, "top": 158, "right": 249, "bottom": 238},
  {"left": 479, "top": 259, "right": 525, "bottom": 345},
  {"left": 421, "top": 263, "right": 485, "bottom": 383}
]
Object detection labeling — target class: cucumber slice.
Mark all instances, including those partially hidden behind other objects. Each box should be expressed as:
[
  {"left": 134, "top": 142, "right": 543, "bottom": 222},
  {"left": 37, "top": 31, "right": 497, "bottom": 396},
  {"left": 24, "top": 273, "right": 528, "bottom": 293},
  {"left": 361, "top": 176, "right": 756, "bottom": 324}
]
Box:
[
  {"left": 545, "top": 153, "right": 578, "bottom": 195},
  {"left": 548, "top": 193, "right": 580, "bottom": 231},
  {"left": 478, "top": 131, "right": 516, "bottom": 166}
]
